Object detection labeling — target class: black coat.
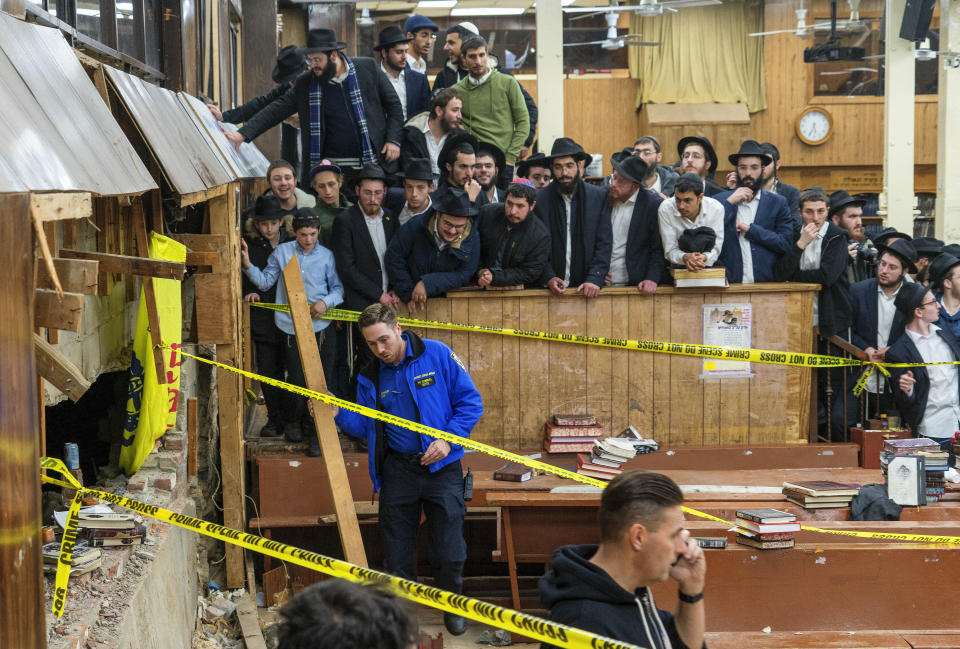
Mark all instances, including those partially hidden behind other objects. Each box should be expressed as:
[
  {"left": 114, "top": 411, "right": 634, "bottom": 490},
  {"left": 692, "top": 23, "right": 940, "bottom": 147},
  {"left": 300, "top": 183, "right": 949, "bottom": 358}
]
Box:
[
  {"left": 773, "top": 221, "right": 852, "bottom": 337},
  {"left": 775, "top": 179, "right": 801, "bottom": 220},
  {"left": 476, "top": 203, "right": 551, "bottom": 287},
  {"left": 534, "top": 182, "right": 612, "bottom": 287},
  {"left": 849, "top": 277, "right": 907, "bottom": 352},
  {"left": 242, "top": 226, "right": 293, "bottom": 343},
  {"left": 330, "top": 204, "right": 399, "bottom": 311},
  {"left": 602, "top": 189, "right": 665, "bottom": 286},
  {"left": 887, "top": 326, "right": 960, "bottom": 433},
  {"left": 402, "top": 68, "right": 431, "bottom": 119},
  {"left": 238, "top": 57, "right": 404, "bottom": 183},
  {"left": 222, "top": 81, "right": 292, "bottom": 124}
]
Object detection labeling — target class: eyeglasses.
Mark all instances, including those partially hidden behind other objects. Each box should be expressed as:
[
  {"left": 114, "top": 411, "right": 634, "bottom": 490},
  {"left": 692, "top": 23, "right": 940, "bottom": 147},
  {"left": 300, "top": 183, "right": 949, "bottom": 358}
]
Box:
[
  {"left": 439, "top": 219, "right": 467, "bottom": 233},
  {"left": 306, "top": 55, "right": 326, "bottom": 65},
  {"left": 920, "top": 299, "right": 939, "bottom": 308}
]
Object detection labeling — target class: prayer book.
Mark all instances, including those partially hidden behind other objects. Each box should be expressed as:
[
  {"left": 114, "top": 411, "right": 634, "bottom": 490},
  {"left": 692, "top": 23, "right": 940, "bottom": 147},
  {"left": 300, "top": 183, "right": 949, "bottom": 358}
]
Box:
[
  {"left": 493, "top": 462, "right": 532, "bottom": 482},
  {"left": 780, "top": 481, "right": 860, "bottom": 497},
  {"left": 673, "top": 267, "right": 728, "bottom": 288}
]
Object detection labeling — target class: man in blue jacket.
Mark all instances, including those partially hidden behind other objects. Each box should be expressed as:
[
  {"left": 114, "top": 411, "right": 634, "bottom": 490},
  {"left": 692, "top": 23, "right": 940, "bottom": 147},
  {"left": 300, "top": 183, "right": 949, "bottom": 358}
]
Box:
[
  {"left": 385, "top": 186, "right": 480, "bottom": 312},
  {"left": 332, "top": 303, "right": 483, "bottom": 636},
  {"left": 717, "top": 140, "right": 793, "bottom": 284}
]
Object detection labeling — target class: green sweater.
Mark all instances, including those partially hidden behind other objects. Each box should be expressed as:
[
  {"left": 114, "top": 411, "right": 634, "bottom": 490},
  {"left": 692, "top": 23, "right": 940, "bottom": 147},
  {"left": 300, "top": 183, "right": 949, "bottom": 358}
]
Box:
[
  {"left": 453, "top": 70, "right": 530, "bottom": 164},
  {"left": 314, "top": 193, "right": 353, "bottom": 248}
]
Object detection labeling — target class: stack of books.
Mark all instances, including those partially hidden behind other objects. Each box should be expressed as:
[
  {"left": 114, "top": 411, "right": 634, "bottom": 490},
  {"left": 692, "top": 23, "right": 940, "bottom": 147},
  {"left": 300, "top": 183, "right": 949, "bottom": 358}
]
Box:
[
  {"left": 42, "top": 540, "right": 102, "bottom": 576},
  {"left": 916, "top": 449, "right": 949, "bottom": 503},
  {"left": 879, "top": 438, "right": 947, "bottom": 504},
  {"left": 79, "top": 512, "right": 145, "bottom": 547},
  {"left": 543, "top": 414, "right": 602, "bottom": 454},
  {"left": 673, "top": 267, "right": 728, "bottom": 288},
  {"left": 734, "top": 508, "right": 800, "bottom": 549},
  {"left": 614, "top": 425, "right": 659, "bottom": 455},
  {"left": 577, "top": 438, "right": 638, "bottom": 480},
  {"left": 781, "top": 480, "right": 860, "bottom": 509}
]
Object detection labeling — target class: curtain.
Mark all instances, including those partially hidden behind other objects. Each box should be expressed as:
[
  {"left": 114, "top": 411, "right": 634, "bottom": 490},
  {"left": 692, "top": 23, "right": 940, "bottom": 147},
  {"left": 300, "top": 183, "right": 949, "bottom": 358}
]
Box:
[{"left": 628, "top": 0, "right": 766, "bottom": 112}]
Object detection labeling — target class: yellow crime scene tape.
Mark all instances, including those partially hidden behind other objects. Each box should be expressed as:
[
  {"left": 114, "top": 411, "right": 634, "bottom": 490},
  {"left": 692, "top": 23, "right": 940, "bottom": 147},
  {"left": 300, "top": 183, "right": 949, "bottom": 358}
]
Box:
[{"left": 40, "top": 458, "right": 648, "bottom": 649}]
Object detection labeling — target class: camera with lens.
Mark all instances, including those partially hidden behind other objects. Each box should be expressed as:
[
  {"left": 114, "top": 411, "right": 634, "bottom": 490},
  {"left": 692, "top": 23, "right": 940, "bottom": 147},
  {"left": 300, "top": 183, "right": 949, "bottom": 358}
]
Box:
[{"left": 856, "top": 241, "right": 879, "bottom": 264}]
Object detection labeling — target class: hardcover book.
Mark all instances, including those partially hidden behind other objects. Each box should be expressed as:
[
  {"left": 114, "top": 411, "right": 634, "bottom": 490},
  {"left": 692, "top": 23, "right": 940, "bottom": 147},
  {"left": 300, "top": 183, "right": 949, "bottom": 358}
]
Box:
[
  {"left": 545, "top": 422, "right": 603, "bottom": 438},
  {"left": 780, "top": 481, "right": 860, "bottom": 497},
  {"left": 493, "top": 462, "right": 532, "bottom": 482},
  {"left": 552, "top": 414, "right": 598, "bottom": 427},
  {"left": 736, "top": 536, "right": 795, "bottom": 550},
  {"left": 735, "top": 508, "right": 797, "bottom": 524},
  {"left": 735, "top": 518, "right": 801, "bottom": 534},
  {"left": 543, "top": 440, "right": 596, "bottom": 454}
]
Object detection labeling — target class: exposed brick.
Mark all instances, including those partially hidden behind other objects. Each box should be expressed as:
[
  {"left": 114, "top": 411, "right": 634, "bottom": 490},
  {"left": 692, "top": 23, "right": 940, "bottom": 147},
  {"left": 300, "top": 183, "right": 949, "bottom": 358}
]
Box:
[
  {"left": 163, "top": 433, "right": 185, "bottom": 451},
  {"left": 152, "top": 471, "right": 176, "bottom": 492},
  {"left": 126, "top": 476, "right": 147, "bottom": 492},
  {"left": 100, "top": 554, "right": 124, "bottom": 580},
  {"left": 139, "top": 453, "right": 159, "bottom": 469}
]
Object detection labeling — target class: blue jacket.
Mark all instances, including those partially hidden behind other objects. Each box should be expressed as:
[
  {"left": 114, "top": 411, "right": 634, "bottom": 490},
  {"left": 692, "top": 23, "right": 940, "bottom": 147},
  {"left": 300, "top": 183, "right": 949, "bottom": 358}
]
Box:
[
  {"left": 849, "top": 278, "right": 907, "bottom": 351},
  {"left": 886, "top": 325, "right": 960, "bottom": 433},
  {"left": 403, "top": 68, "right": 431, "bottom": 119},
  {"left": 936, "top": 300, "right": 960, "bottom": 341},
  {"left": 716, "top": 190, "right": 793, "bottom": 283},
  {"left": 385, "top": 211, "right": 481, "bottom": 302},
  {"left": 335, "top": 331, "right": 483, "bottom": 491}
]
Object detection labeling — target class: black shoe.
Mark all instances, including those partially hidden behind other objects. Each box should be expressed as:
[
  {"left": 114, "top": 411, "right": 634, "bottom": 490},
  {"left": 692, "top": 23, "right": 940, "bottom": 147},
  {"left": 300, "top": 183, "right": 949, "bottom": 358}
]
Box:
[
  {"left": 306, "top": 436, "right": 322, "bottom": 457},
  {"left": 443, "top": 613, "right": 467, "bottom": 636},
  {"left": 283, "top": 421, "right": 303, "bottom": 443},
  {"left": 259, "top": 420, "right": 282, "bottom": 438}
]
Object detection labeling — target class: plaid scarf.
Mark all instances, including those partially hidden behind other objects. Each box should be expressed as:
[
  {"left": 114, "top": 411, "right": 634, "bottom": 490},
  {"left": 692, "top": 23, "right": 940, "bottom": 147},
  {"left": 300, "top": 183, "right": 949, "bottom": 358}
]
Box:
[{"left": 308, "top": 55, "right": 377, "bottom": 167}]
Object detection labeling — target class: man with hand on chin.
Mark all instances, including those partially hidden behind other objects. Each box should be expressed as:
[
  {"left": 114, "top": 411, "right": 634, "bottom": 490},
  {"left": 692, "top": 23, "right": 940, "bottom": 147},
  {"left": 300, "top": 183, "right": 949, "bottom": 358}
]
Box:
[
  {"left": 539, "top": 470, "right": 706, "bottom": 649},
  {"left": 330, "top": 303, "right": 483, "bottom": 637}
]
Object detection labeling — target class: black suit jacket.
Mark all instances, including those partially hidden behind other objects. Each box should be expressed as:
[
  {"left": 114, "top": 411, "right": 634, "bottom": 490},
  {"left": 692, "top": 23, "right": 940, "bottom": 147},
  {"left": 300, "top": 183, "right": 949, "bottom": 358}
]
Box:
[
  {"left": 849, "top": 278, "right": 907, "bottom": 352},
  {"left": 238, "top": 57, "right": 404, "bottom": 183},
  {"left": 602, "top": 189, "right": 665, "bottom": 286},
  {"left": 403, "top": 69, "right": 431, "bottom": 119},
  {"left": 775, "top": 179, "right": 801, "bottom": 220},
  {"left": 331, "top": 204, "right": 399, "bottom": 310},
  {"left": 887, "top": 326, "right": 960, "bottom": 433}
]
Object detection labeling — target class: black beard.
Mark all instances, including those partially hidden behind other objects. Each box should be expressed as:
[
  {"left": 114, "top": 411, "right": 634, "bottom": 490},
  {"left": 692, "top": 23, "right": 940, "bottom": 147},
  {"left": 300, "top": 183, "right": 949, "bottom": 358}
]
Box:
[
  {"left": 317, "top": 59, "right": 337, "bottom": 84},
  {"left": 480, "top": 179, "right": 496, "bottom": 192},
  {"left": 737, "top": 175, "right": 759, "bottom": 190},
  {"left": 556, "top": 176, "right": 579, "bottom": 195},
  {"left": 385, "top": 59, "right": 405, "bottom": 73}
]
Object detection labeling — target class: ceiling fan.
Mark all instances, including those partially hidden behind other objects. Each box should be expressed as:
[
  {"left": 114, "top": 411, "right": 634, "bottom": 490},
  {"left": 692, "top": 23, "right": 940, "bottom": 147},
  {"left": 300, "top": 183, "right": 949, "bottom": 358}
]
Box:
[
  {"left": 564, "top": 10, "right": 659, "bottom": 49},
  {"left": 748, "top": 0, "right": 876, "bottom": 37},
  {"left": 564, "top": 0, "right": 722, "bottom": 19}
]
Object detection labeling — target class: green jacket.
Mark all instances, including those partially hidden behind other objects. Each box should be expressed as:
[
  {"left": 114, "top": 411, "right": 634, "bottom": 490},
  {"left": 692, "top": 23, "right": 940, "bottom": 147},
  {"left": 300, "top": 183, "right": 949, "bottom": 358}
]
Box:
[
  {"left": 453, "top": 70, "right": 530, "bottom": 164},
  {"left": 314, "top": 193, "right": 353, "bottom": 248}
]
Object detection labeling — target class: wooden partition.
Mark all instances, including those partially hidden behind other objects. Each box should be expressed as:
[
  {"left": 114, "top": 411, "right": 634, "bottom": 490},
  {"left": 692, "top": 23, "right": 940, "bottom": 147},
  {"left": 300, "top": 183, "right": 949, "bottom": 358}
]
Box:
[{"left": 401, "top": 284, "right": 817, "bottom": 450}]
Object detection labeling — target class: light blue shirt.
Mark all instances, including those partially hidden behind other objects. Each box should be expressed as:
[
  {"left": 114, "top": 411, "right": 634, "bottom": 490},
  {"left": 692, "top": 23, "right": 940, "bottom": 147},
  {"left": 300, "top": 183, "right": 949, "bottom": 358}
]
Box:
[{"left": 244, "top": 240, "right": 343, "bottom": 335}]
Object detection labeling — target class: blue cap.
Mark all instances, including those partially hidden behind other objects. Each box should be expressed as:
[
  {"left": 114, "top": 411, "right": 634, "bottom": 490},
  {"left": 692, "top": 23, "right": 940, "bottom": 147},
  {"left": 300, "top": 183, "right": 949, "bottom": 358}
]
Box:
[{"left": 405, "top": 14, "right": 438, "bottom": 34}]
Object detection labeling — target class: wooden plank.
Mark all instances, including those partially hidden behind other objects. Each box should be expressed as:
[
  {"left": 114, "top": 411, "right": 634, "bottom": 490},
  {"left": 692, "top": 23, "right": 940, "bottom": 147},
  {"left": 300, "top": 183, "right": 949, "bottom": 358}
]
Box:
[
  {"left": 36, "top": 257, "right": 99, "bottom": 295},
  {"left": 651, "top": 293, "right": 672, "bottom": 442},
  {"left": 750, "top": 293, "right": 787, "bottom": 444},
  {"left": 33, "top": 333, "right": 91, "bottom": 402},
  {"left": 281, "top": 255, "right": 368, "bottom": 568},
  {"left": 59, "top": 249, "right": 185, "bottom": 280},
  {"left": 609, "top": 294, "right": 630, "bottom": 434},
  {"left": 668, "top": 292, "right": 704, "bottom": 445},
  {"left": 187, "top": 397, "right": 198, "bottom": 478},
  {"left": 262, "top": 565, "right": 288, "bottom": 608},
  {"left": 705, "top": 631, "right": 910, "bottom": 649},
  {"left": 30, "top": 203, "right": 63, "bottom": 298},
  {"left": 132, "top": 202, "right": 168, "bottom": 385},
  {"left": 701, "top": 290, "right": 725, "bottom": 446},
  {"left": 627, "top": 291, "right": 655, "bottom": 435},
  {"left": 33, "top": 289, "right": 83, "bottom": 332},
  {"left": 179, "top": 184, "right": 228, "bottom": 208},
  {"left": 468, "top": 296, "right": 503, "bottom": 447},
  {"left": 29, "top": 192, "right": 93, "bottom": 222},
  {"left": 194, "top": 273, "right": 235, "bottom": 344},
  {"left": 168, "top": 233, "right": 228, "bottom": 272},
  {"left": 547, "top": 297, "right": 588, "bottom": 422},
  {"left": 517, "top": 295, "right": 549, "bottom": 449},
  {"left": 185, "top": 250, "right": 222, "bottom": 266},
  {"left": 585, "top": 295, "right": 613, "bottom": 435},
  {"left": 645, "top": 102, "right": 750, "bottom": 126},
  {"left": 235, "top": 594, "right": 267, "bottom": 649},
  {"left": 501, "top": 296, "right": 520, "bottom": 450}
]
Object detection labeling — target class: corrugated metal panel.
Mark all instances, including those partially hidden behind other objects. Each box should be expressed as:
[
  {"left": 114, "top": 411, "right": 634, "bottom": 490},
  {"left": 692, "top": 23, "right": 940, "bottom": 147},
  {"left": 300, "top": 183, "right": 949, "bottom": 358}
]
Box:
[
  {"left": 177, "top": 91, "right": 270, "bottom": 180},
  {"left": 0, "top": 12, "right": 155, "bottom": 195},
  {"left": 104, "top": 66, "right": 234, "bottom": 195}
]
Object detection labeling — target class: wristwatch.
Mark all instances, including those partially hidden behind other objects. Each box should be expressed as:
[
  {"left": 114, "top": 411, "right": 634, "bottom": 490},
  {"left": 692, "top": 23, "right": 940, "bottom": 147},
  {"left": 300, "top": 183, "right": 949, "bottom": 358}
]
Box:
[{"left": 677, "top": 590, "right": 704, "bottom": 604}]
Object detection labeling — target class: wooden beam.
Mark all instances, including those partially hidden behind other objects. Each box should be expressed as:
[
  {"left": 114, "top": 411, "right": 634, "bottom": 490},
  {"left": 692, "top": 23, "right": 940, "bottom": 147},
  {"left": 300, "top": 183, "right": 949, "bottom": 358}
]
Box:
[
  {"left": 185, "top": 251, "right": 222, "bottom": 266},
  {"left": 195, "top": 273, "right": 235, "bottom": 343},
  {"left": 59, "top": 249, "right": 185, "bottom": 280},
  {"left": 282, "top": 255, "right": 368, "bottom": 567},
  {"left": 30, "top": 203, "right": 63, "bottom": 299},
  {"left": 179, "top": 184, "right": 228, "bottom": 208},
  {"left": 36, "top": 258, "right": 99, "bottom": 295},
  {"left": 34, "top": 289, "right": 83, "bottom": 332},
  {"left": 33, "top": 333, "right": 91, "bottom": 402},
  {"left": 131, "top": 201, "right": 167, "bottom": 385},
  {"left": 30, "top": 192, "right": 93, "bottom": 222},
  {"left": 168, "top": 234, "right": 228, "bottom": 272},
  {"left": 187, "top": 397, "right": 198, "bottom": 478},
  {"left": 236, "top": 594, "right": 267, "bottom": 649}
]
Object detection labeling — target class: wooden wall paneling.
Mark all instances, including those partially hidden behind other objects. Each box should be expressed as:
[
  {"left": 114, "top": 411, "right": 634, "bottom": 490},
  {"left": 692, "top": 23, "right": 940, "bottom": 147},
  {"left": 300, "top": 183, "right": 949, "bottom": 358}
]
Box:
[
  {"left": 448, "top": 297, "right": 473, "bottom": 423},
  {"left": 719, "top": 296, "right": 751, "bottom": 446},
  {"left": 419, "top": 298, "right": 452, "bottom": 348},
  {"left": 668, "top": 293, "right": 705, "bottom": 445},
  {"left": 651, "top": 294, "right": 672, "bottom": 443},
  {"left": 517, "top": 296, "right": 549, "bottom": 449},
  {"left": 467, "top": 296, "right": 504, "bottom": 448},
  {"left": 608, "top": 294, "right": 630, "bottom": 435},
  {"left": 501, "top": 296, "right": 521, "bottom": 450},
  {"left": 785, "top": 291, "right": 815, "bottom": 439},
  {"left": 749, "top": 293, "right": 789, "bottom": 443},
  {"left": 240, "top": 0, "right": 279, "bottom": 160},
  {"left": 585, "top": 295, "right": 614, "bottom": 435},
  {"left": 627, "top": 292, "right": 654, "bottom": 435},
  {"left": 307, "top": 3, "right": 356, "bottom": 57},
  {"left": 700, "top": 290, "right": 726, "bottom": 446},
  {"left": 279, "top": 8, "right": 306, "bottom": 50},
  {"left": 162, "top": 0, "right": 185, "bottom": 90},
  {"left": 547, "top": 297, "right": 588, "bottom": 421}
]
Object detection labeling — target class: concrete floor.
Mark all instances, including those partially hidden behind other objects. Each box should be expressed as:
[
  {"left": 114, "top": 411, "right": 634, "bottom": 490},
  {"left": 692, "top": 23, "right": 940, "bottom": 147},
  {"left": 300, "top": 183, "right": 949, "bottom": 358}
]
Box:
[{"left": 415, "top": 605, "right": 538, "bottom": 649}]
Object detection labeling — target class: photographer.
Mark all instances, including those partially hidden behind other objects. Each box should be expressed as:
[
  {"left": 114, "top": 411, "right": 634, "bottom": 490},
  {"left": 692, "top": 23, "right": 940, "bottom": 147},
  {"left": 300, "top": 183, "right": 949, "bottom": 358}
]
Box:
[{"left": 828, "top": 190, "right": 874, "bottom": 283}]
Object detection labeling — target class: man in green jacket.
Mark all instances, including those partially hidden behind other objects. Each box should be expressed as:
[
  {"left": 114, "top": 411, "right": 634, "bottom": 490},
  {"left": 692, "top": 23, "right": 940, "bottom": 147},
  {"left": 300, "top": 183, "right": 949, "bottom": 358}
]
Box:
[{"left": 452, "top": 35, "right": 529, "bottom": 185}]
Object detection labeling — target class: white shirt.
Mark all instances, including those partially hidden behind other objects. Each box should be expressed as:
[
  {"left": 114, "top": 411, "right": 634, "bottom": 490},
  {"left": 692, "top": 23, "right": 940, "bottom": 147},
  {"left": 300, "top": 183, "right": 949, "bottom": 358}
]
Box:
[
  {"left": 866, "top": 282, "right": 902, "bottom": 393},
  {"left": 364, "top": 210, "right": 389, "bottom": 292},
  {"left": 467, "top": 69, "right": 492, "bottom": 86},
  {"left": 658, "top": 195, "right": 725, "bottom": 266},
  {"left": 563, "top": 194, "right": 573, "bottom": 286},
  {"left": 799, "top": 221, "right": 830, "bottom": 326},
  {"left": 905, "top": 324, "right": 960, "bottom": 439},
  {"left": 737, "top": 191, "right": 761, "bottom": 284},
  {"left": 650, "top": 173, "right": 662, "bottom": 195},
  {"left": 399, "top": 197, "right": 431, "bottom": 226},
  {"left": 407, "top": 53, "right": 427, "bottom": 75},
  {"left": 608, "top": 189, "right": 638, "bottom": 285},
  {"left": 381, "top": 64, "right": 408, "bottom": 119},
  {"left": 421, "top": 121, "right": 447, "bottom": 178}
]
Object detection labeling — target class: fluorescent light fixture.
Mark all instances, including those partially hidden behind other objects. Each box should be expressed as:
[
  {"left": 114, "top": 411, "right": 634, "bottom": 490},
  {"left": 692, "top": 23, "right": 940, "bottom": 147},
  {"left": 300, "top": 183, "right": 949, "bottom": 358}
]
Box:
[
  {"left": 451, "top": 7, "right": 525, "bottom": 15},
  {"left": 418, "top": 0, "right": 458, "bottom": 7}
]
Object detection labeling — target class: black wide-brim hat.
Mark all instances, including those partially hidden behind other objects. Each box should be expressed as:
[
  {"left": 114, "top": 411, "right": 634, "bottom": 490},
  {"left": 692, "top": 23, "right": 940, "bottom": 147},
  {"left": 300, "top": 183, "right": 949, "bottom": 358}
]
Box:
[
  {"left": 893, "top": 281, "right": 930, "bottom": 317},
  {"left": 516, "top": 152, "right": 550, "bottom": 178},
  {"left": 397, "top": 157, "right": 434, "bottom": 182},
  {"left": 302, "top": 28, "right": 347, "bottom": 54},
  {"left": 273, "top": 45, "right": 305, "bottom": 85},
  {"left": 727, "top": 139, "right": 773, "bottom": 168},
  {"left": 678, "top": 226, "right": 717, "bottom": 254},
  {"left": 374, "top": 25, "right": 411, "bottom": 51},
  {"left": 437, "top": 130, "right": 479, "bottom": 172},
  {"left": 877, "top": 238, "right": 919, "bottom": 274},
  {"left": 929, "top": 253, "right": 960, "bottom": 287},
  {"left": 677, "top": 135, "right": 718, "bottom": 175},
  {"left": 610, "top": 147, "right": 633, "bottom": 167},
  {"left": 873, "top": 227, "right": 912, "bottom": 248},
  {"left": 828, "top": 189, "right": 866, "bottom": 217},
  {"left": 543, "top": 137, "right": 592, "bottom": 166},
  {"left": 477, "top": 141, "right": 506, "bottom": 172},
  {"left": 612, "top": 155, "right": 649, "bottom": 185},
  {"left": 252, "top": 194, "right": 287, "bottom": 221},
  {"left": 912, "top": 236, "right": 944, "bottom": 256},
  {"left": 353, "top": 163, "right": 387, "bottom": 184},
  {"left": 433, "top": 187, "right": 478, "bottom": 219}
]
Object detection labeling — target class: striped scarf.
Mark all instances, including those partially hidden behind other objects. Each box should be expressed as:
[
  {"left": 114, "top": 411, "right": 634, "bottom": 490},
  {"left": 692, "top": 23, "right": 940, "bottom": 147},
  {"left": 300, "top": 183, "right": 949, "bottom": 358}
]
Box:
[{"left": 308, "top": 55, "right": 377, "bottom": 167}]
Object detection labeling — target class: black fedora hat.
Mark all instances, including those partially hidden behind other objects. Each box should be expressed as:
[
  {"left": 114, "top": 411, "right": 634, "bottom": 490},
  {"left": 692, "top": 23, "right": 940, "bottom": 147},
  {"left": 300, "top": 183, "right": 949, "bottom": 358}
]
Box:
[
  {"left": 873, "top": 227, "right": 912, "bottom": 248},
  {"left": 912, "top": 236, "right": 944, "bottom": 256},
  {"left": 728, "top": 139, "right": 772, "bottom": 167},
  {"left": 374, "top": 25, "right": 411, "bottom": 51},
  {"left": 610, "top": 147, "right": 634, "bottom": 167},
  {"left": 302, "top": 28, "right": 346, "bottom": 54},
  {"left": 929, "top": 253, "right": 960, "bottom": 287},
  {"left": 543, "top": 137, "right": 592, "bottom": 166},
  {"left": 677, "top": 135, "right": 718, "bottom": 175},
  {"left": 944, "top": 243, "right": 960, "bottom": 258},
  {"left": 438, "top": 130, "right": 479, "bottom": 170},
  {"left": 434, "top": 187, "right": 478, "bottom": 219},
  {"left": 828, "top": 189, "right": 866, "bottom": 217},
  {"left": 893, "top": 281, "right": 931, "bottom": 317},
  {"left": 252, "top": 195, "right": 287, "bottom": 221},
  {"left": 516, "top": 152, "right": 550, "bottom": 178},
  {"left": 273, "top": 45, "right": 305, "bottom": 85},
  {"left": 477, "top": 141, "right": 506, "bottom": 172},
  {"left": 877, "top": 238, "right": 919, "bottom": 274},
  {"left": 678, "top": 226, "right": 717, "bottom": 254},
  {"left": 612, "top": 155, "right": 650, "bottom": 185},
  {"left": 353, "top": 163, "right": 387, "bottom": 184},
  {"left": 397, "top": 158, "right": 434, "bottom": 182}
]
